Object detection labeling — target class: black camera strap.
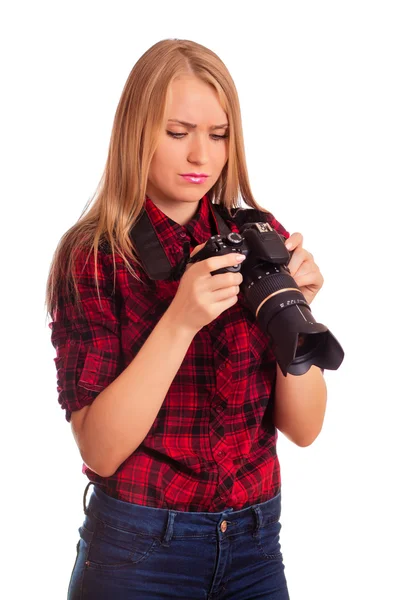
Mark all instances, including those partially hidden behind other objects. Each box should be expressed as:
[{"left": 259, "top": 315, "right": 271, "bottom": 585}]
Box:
[{"left": 129, "top": 203, "right": 234, "bottom": 281}]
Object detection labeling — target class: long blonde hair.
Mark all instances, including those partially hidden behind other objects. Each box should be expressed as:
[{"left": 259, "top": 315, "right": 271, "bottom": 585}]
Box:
[{"left": 45, "top": 38, "right": 267, "bottom": 321}]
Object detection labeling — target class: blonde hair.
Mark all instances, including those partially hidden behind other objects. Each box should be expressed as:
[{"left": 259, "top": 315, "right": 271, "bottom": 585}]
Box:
[{"left": 45, "top": 38, "right": 267, "bottom": 321}]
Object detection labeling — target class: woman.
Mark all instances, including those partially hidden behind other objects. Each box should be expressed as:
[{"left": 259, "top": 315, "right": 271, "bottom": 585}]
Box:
[{"left": 46, "top": 38, "right": 326, "bottom": 600}]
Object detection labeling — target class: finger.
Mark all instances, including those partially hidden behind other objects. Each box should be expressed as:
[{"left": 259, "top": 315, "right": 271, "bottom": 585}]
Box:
[
  {"left": 287, "top": 248, "right": 310, "bottom": 277},
  {"left": 285, "top": 232, "right": 303, "bottom": 251},
  {"left": 185, "top": 243, "right": 208, "bottom": 273},
  {"left": 294, "top": 270, "right": 324, "bottom": 289},
  {"left": 212, "top": 285, "right": 240, "bottom": 302},
  {"left": 202, "top": 252, "right": 246, "bottom": 274},
  {"left": 210, "top": 271, "right": 243, "bottom": 291},
  {"left": 189, "top": 242, "right": 206, "bottom": 258},
  {"left": 295, "top": 259, "right": 318, "bottom": 278}
]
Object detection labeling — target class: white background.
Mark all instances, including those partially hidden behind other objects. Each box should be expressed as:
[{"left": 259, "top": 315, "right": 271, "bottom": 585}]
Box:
[{"left": 2, "top": 1, "right": 399, "bottom": 598}]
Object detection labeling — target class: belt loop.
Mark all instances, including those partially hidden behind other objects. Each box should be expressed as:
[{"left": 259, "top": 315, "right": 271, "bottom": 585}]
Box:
[
  {"left": 161, "top": 511, "right": 176, "bottom": 547},
  {"left": 251, "top": 505, "right": 263, "bottom": 538},
  {"left": 83, "top": 482, "right": 94, "bottom": 516}
]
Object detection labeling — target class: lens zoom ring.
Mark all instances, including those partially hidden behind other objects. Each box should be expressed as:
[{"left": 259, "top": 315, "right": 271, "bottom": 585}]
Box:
[{"left": 246, "top": 273, "right": 300, "bottom": 308}]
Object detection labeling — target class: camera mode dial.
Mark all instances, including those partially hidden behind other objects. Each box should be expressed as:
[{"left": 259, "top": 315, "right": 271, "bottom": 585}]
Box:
[{"left": 226, "top": 232, "right": 243, "bottom": 246}]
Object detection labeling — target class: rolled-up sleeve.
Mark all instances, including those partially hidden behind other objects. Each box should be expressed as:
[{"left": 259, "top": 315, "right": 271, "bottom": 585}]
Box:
[
  {"left": 264, "top": 211, "right": 290, "bottom": 241},
  {"left": 49, "top": 247, "right": 122, "bottom": 423}
]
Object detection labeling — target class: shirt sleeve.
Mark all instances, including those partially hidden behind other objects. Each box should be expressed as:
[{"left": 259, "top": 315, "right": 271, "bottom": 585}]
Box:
[
  {"left": 263, "top": 210, "right": 290, "bottom": 241},
  {"left": 49, "top": 247, "right": 122, "bottom": 423}
]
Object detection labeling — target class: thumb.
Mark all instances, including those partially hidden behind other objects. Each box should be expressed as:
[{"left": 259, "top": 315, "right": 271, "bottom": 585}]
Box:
[
  {"left": 189, "top": 242, "right": 206, "bottom": 259},
  {"left": 185, "top": 242, "right": 207, "bottom": 273}
]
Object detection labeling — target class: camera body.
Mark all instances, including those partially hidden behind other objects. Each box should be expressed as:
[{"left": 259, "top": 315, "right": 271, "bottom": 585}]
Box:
[
  {"left": 187, "top": 222, "right": 344, "bottom": 376},
  {"left": 187, "top": 222, "right": 301, "bottom": 315},
  {"left": 187, "top": 223, "right": 290, "bottom": 271}
]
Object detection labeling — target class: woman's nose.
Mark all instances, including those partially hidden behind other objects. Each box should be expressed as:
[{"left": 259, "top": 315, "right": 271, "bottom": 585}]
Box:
[{"left": 187, "top": 134, "right": 208, "bottom": 164}]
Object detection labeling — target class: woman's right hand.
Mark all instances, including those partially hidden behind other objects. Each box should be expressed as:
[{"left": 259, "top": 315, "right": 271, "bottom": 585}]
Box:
[{"left": 168, "top": 243, "right": 246, "bottom": 334}]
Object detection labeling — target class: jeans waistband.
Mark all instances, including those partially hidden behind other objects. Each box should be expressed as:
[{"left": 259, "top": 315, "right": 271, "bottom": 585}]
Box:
[{"left": 83, "top": 482, "right": 281, "bottom": 541}]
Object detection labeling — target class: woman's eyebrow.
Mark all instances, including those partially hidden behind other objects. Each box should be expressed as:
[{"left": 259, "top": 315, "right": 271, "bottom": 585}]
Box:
[{"left": 168, "top": 119, "right": 229, "bottom": 130}]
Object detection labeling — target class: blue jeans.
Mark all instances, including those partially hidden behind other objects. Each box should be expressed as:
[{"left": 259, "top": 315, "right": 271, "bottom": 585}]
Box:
[{"left": 68, "top": 482, "right": 290, "bottom": 599}]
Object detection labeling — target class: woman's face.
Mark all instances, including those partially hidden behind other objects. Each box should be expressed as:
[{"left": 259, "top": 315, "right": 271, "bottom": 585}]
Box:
[{"left": 146, "top": 76, "right": 229, "bottom": 221}]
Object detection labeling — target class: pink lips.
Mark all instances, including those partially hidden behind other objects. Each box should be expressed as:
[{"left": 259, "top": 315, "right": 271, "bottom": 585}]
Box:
[
  {"left": 181, "top": 173, "right": 209, "bottom": 177},
  {"left": 180, "top": 174, "right": 209, "bottom": 184}
]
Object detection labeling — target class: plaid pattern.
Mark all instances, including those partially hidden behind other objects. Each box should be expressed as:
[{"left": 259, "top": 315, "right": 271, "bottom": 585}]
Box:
[{"left": 49, "top": 194, "right": 290, "bottom": 511}]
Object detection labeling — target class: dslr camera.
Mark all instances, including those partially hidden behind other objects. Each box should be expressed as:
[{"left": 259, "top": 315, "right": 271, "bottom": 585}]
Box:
[{"left": 187, "top": 222, "right": 344, "bottom": 376}]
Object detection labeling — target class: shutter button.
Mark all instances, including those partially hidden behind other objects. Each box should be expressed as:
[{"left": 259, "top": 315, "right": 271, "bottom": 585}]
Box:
[{"left": 220, "top": 520, "right": 228, "bottom": 533}]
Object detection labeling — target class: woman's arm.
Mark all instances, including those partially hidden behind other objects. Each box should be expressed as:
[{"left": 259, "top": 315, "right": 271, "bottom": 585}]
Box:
[
  {"left": 273, "top": 364, "right": 327, "bottom": 446},
  {"left": 273, "top": 230, "right": 327, "bottom": 445},
  {"left": 78, "top": 309, "right": 196, "bottom": 477}
]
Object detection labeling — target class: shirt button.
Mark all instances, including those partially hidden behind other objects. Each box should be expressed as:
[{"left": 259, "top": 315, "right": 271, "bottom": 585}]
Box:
[
  {"left": 179, "top": 231, "right": 187, "bottom": 239},
  {"left": 215, "top": 405, "right": 223, "bottom": 413},
  {"left": 220, "top": 520, "right": 228, "bottom": 533},
  {"left": 217, "top": 450, "right": 226, "bottom": 457}
]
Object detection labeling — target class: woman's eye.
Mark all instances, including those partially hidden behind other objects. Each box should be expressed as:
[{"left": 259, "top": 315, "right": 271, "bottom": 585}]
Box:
[
  {"left": 167, "top": 132, "right": 186, "bottom": 139},
  {"left": 166, "top": 131, "right": 228, "bottom": 141}
]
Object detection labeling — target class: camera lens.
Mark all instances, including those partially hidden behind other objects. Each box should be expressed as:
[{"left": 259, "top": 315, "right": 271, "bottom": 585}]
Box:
[{"left": 238, "top": 226, "right": 344, "bottom": 375}]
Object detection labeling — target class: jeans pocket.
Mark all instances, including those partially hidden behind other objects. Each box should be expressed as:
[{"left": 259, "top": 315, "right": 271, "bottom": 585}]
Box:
[
  {"left": 82, "top": 517, "right": 161, "bottom": 572},
  {"left": 255, "top": 519, "right": 283, "bottom": 561}
]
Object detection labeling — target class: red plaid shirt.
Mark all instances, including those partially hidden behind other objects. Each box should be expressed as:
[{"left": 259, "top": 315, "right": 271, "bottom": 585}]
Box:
[{"left": 49, "top": 194, "right": 290, "bottom": 511}]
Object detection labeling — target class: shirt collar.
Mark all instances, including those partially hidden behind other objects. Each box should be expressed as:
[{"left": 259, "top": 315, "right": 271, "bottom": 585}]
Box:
[{"left": 144, "top": 193, "right": 220, "bottom": 253}]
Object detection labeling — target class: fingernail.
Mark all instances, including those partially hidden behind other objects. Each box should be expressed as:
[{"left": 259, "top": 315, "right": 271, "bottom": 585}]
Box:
[
  {"left": 285, "top": 242, "right": 293, "bottom": 250},
  {"left": 236, "top": 253, "right": 246, "bottom": 261}
]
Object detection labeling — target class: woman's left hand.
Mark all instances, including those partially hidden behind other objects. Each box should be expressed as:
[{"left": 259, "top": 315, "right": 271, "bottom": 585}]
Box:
[{"left": 284, "top": 232, "right": 324, "bottom": 305}]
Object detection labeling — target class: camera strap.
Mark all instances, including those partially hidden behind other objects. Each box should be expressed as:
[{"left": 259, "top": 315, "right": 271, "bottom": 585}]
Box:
[{"left": 129, "top": 202, "right": 236, "bottom": 281}]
